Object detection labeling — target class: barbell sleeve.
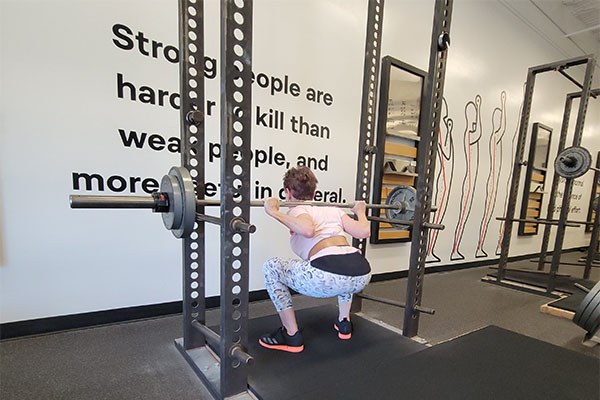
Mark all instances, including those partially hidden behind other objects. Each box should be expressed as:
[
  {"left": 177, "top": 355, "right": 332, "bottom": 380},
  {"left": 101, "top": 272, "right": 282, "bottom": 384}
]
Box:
[{"left": 70, "top": 195, "right": 156, "bottom": 209}]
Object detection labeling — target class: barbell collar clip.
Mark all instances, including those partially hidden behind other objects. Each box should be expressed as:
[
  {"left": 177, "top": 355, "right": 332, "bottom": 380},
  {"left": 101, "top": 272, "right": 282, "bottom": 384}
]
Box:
[{"left": 151, "top": 192, "right": 170, "bottom": 213}]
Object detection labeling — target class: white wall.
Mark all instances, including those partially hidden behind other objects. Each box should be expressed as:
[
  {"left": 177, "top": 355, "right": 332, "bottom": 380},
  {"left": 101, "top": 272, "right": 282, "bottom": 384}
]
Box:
[{"left": 1, "top": 0, "right": 598, "bottom": 323}]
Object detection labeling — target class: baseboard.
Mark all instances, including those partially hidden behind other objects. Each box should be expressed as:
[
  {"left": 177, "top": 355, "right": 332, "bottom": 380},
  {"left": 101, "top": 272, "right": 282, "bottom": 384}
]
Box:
[{"left": 0, "top": 247, "right": 584, "bottom": 340}]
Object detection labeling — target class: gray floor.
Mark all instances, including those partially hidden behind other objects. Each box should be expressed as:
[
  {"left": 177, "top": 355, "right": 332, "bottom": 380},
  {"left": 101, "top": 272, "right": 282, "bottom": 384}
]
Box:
[{"left": 1, "top": 252, "right": 598, "bottom": 400}]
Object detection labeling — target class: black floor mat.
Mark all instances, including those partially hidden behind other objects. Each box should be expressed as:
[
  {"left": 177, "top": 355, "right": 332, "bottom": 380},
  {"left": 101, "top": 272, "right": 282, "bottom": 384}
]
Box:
[
  {"left": 247, "top": 307, "right": 599, "bottom": 400},
  {"left": 487, "top": 270, "right": 596, "bottom": 295},
  {"left": 547, "top": 291, "right": 587, "bottom": 313},
  {"left": 246, "top": 305, "right": 426, "bottom": 400}
]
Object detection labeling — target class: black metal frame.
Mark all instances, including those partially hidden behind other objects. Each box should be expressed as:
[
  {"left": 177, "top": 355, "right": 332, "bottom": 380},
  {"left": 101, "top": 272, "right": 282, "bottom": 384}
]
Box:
[
  {"left": 217, "top": 0, "right": 253, "bottom": 396},
  {"left": 350, "top": 1, "right": 453, "bottom": 337},
  {"left": 174, "top": 1, "right": 255, "bottom": 399},
  {"left": 352, "top": 0, "right": 386, "bottom": 255},
  {"left": 492, "top": 55, "right": 596, "bottom": 295},
  {"left": 403, "top": 0, "right": 453, "bottom": 338},
  {"left": 350, "top": 0, "right": 385, "bottom": 314},
  {"left": 175, "top": 0, "right": 206, "bottom": 358},
  {"left": 370, "top": 56, "right": 427, "bottom": 244},
  {"left": 518, "top": 122, "right": 553, "bottom": 236}
]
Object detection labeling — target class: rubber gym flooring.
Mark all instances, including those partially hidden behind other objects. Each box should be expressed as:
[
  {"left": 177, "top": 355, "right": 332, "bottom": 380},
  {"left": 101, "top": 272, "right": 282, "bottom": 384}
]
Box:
[{"left": 1, "top": 251, "right": 599, "bottom": 399}]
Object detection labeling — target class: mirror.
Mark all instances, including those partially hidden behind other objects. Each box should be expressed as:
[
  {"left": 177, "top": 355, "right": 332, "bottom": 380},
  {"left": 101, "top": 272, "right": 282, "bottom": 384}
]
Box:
[
  {"left": 532, "top": 126, "right": 551, "bottom": 169},
  {"left": 518, "top": 123, "right": 553, "bottom": 236},
  {"left": 371, "top": 56, "right": 426, "bottom": 244},
  {"left": 385, "top": 65, "right": 422, "bottom": 138}
]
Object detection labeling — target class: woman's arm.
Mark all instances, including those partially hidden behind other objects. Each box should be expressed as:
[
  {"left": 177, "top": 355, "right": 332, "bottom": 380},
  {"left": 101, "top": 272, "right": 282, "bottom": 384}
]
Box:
[
  {"left": 264, "top": 198, "right": 315, "bottom": 237},
  {"left": 341, "top": 201, "right": 370, "bottom": 239}
]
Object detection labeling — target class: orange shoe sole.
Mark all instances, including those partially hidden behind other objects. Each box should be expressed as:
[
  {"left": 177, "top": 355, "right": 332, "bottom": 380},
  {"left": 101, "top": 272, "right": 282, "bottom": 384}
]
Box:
[
  {"left": 334, "top": 324, "right": 352, "bottom": 340},
  {"left": 259, "top": 339, "right": 304, "bottom": 353}
]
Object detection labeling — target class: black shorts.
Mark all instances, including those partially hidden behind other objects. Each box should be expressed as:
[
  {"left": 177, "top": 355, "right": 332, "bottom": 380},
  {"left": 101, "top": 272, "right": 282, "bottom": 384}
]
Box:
[{"left": 310, "top": 252, "right": 371, "bottom": 277}]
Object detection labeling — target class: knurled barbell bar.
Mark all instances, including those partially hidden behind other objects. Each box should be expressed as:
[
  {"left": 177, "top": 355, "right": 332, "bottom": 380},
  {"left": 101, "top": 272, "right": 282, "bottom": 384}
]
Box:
[
  {"left": 70, "top": 167, "right": 445, "bottom": 239},
  {"left": 554, "top": 146, "right": 599, "bottom": 179}
]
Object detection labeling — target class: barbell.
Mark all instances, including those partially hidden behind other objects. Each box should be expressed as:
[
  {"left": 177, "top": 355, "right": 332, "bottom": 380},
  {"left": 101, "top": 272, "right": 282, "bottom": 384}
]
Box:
[
  {"left": 554, "top": 146, "right": 599, "bottom": 179},
  {"left": 70, "top": 166, "right": 445, "bottom": 239},
  {"left": 496, "top": 217, "right": 581, "bottom": 228}
]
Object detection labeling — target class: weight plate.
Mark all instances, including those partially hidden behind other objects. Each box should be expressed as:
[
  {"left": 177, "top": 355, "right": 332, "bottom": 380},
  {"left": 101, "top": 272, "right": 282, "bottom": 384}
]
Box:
[
  {"left": 160, "top": 174, "right": 182, "bottom": 231},
  {"left": 574, "top": 281, "right": 600, "bottom": 333},
  {"left": 587, "top": 311, "right": 600, "bottom": 339},
  {"left": 554, "top": 146, "right": 592, "bottom": 179},
  {"left": 579, "top": 294, "right": 600, "bottom": 334},
  {"left": 385, "top": 185, "right": 417, "bottom": 230},
  {"left": 169, "top": 167, "right": 196, "bottom": 238}
]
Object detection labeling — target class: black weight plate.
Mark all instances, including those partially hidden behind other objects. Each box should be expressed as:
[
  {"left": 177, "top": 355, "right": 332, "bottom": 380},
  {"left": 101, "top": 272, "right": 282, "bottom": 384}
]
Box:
[
  {"left": 587, "top": 310, "right": 600, "bottom": 336},
  {"left": 580, "top": 296, "right": 600, "bottom": 333},
  {"left": 574, "top": 281, "right": 600, "bottom": 330},
  {"left": 385, "top": 185, "right": 416, "bottom": 230},
  {"left": 554, "top": 146, "right": 592, "bottom": 179}
]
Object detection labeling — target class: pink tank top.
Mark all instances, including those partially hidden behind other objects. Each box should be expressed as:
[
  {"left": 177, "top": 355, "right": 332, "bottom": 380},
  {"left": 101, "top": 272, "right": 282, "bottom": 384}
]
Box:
[{"left": 288, "top": 205, "right": 358, "bottom": 261}]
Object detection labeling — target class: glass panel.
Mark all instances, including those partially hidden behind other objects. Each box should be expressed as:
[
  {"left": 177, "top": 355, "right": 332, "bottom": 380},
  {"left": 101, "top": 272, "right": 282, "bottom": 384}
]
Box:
[
  {"left": 532, "top": 126, "right": 551, "bottom": 169},
  {"left": 385, "top": 68, "right": 422, "bottom": 137}
]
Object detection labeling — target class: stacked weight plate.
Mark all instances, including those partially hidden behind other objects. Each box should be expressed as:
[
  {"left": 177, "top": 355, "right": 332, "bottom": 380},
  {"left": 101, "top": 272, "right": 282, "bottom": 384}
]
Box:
[{"left": 574, "top": 281, "right": 600, "bottom": 343}]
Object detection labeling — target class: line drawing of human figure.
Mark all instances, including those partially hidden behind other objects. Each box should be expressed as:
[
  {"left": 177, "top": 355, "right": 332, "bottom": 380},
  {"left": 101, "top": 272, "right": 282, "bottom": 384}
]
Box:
[
  {"left": 475, "top": 91, "right": 507, "bottom": 258},
  {"left": 426, "top": 97, "right": 454, "bottom": 263},
  {"left": 496, "top": 85, "right": 525, "bottom": 255},
  {"left": 450, "top": 95, "right": 482, "bottom": 261}
]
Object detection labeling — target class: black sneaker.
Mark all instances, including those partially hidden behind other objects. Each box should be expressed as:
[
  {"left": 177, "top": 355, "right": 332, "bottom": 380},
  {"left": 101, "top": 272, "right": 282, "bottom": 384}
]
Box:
[
  {"left": 334, "top": 318, "right": 352, "bottom": 340},
  {"left": 259, "top": 327, "right": 304, "bottom": 353}
]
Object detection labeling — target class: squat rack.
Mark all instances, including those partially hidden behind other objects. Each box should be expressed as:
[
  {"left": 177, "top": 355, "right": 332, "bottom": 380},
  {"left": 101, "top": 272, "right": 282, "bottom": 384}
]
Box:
[
  {"left": 536, "top": 89, "right": 600, "bottom": 281},
  {"left": 69, "top": 1, "right": 453, "bottom": 398},
  {"left": 175, "top": 0, "right": 454, "bottom": 397},
  {"left": 488, "top": 55, "right": 596, "bottom": 297}
]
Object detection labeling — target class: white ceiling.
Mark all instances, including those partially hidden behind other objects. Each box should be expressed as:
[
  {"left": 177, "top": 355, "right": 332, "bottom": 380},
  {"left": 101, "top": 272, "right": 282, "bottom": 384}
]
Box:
[
  {"left": 532, "top": 0, "right": 600, "bottom": 54},
  {"left": 499, "top": 0, "right": 600, "bottom": 84}
]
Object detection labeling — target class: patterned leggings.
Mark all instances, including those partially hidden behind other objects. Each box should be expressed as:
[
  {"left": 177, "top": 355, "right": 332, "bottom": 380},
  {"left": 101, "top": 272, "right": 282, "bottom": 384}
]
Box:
[{"left": 263, "top": 256, "right": 372, "bottom": 312}]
